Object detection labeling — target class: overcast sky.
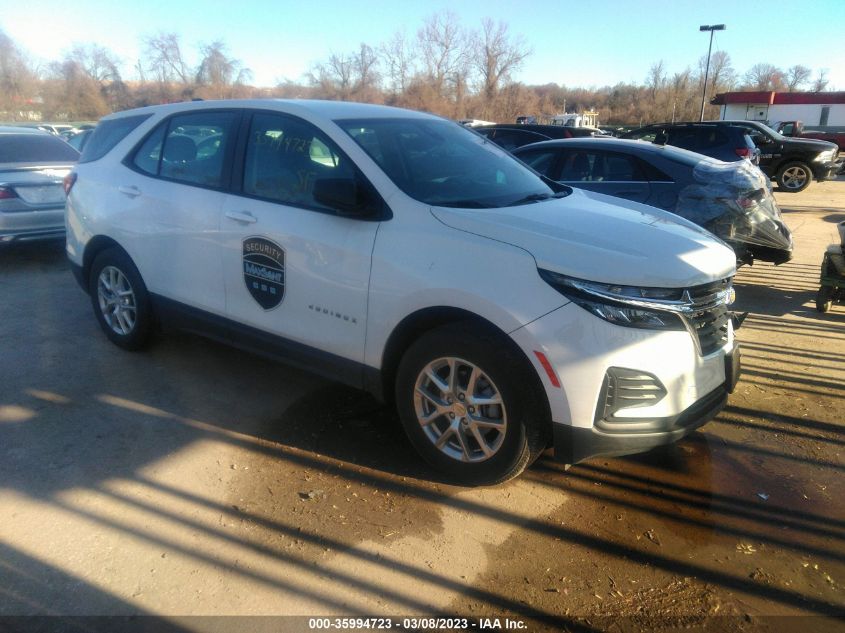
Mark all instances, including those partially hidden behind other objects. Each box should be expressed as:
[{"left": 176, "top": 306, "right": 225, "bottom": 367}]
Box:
[{"left": 2, "top": 0, "right": 843, "bottom": 90}]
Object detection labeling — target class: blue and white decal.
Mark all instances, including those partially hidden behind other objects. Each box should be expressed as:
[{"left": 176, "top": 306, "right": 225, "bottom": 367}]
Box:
[{"left": 243, "top": 236, "right": 285, "bottom": 310}]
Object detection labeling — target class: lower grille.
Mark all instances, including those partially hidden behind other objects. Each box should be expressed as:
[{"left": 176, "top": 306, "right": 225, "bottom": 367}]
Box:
[{"left": 595, "top": 367, "right": 667, "bottom": 424}]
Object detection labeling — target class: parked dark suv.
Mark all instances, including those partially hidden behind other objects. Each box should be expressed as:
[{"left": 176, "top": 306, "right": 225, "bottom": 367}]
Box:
[
  {"left": 625, "top": 121, "right": 839, "bottom": 192},
  {"left": 622, "top": 123, "right": 760, "bottom": 166},
  {"left": 476, "top": 123, "right": 601, "bottom": 151}
]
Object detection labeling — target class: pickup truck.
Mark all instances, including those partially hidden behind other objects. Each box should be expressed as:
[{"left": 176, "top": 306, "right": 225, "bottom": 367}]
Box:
[
  {"left": 771, "top": 121, "right": 845, "bottom": 175},
  {"left": 771, "top": 121, "right": 845, "bottom": 151},
  {"left": 699, "top": 120, "right": 840, "bottom": 192}
]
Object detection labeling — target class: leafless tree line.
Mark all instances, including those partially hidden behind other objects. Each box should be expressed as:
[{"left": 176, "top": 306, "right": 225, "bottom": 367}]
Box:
[{"left": 0, "top": 14, "right": 833, "bottom": 125}]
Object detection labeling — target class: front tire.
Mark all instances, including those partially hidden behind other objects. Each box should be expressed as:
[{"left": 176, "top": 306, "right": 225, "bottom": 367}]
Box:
[
  {"left": 395, "top": 323, "right": 548, "bottom": 486},
  {"left": 89, "top": 248, "right": 153, "bottom": 350},
  {"left": 776, "top": 162, "right": 812, "bottom": 193}
]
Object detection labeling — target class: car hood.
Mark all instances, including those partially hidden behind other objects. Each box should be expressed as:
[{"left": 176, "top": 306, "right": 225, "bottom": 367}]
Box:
[
  {"left": 431, "top": 188, "right": 736, "bottom": 288},
  {"left": 783, "top": 137, "right": 838, "bottom": 152}
]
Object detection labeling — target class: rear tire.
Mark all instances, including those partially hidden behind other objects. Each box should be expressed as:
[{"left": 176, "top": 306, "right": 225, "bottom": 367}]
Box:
[
  {"left": 394, "top": 322, "right": 548, "bottom": 486},
  {"left": 816, "top": 285, "right": 833, "bottom": 313},
  {"left": 776, "top": 161, "right": 812, "bottom": 193},
  {"left": 89, "top": 248, "right": 153, "bottom": 350}
]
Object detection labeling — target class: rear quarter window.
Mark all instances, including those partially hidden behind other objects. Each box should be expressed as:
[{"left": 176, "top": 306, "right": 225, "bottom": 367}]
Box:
[{"left": 79, "top": 114, "right": 151, "bottom": 163}]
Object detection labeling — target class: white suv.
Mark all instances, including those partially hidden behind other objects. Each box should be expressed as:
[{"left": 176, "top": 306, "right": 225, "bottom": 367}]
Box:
[{"left": 66, "top": 100, "right": 741, "bottom": 485}]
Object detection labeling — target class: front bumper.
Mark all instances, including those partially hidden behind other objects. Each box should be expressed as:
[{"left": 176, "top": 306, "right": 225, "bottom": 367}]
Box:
[
  {"left": 556, "top": 343, "right": 739, "bottom": 464},
  {"left": 812, "top": 160, "right": 840, "bottom": 182},
  {"left": 510, "top": 300, "right": 739, "bottom": 465}
]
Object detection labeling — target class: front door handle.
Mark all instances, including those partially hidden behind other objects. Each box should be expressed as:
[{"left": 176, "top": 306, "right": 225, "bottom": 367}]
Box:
[
  {"left": 225, "top": 211, "right": 258, "bottom": 224},
  {"left": 118, "top": 185, "right": 141, "bottom": 198}
]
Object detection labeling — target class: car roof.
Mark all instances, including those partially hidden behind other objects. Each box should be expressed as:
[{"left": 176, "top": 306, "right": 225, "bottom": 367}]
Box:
[
  {"left": 513, "top": 137, "right": 660, "bottom": 151},
  {"left": 642, "top": 121, "right": 757, "bottom": 129},
  {"left": 0, "top": 126, "right": 52, "bottom": 135},
  {"left": 512, "top": 137, "right": 713, "bottom": 161},
  {"left": 638, "top": 121, "right": 741, "bottom": 128},
  {"left": 100, "top": 99, "right": 440, "bottom": 123}
]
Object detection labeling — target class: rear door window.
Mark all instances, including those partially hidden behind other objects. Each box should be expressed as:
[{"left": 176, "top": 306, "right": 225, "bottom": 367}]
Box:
[
  {"left": 556, "top": 150, "right": 646, "bottom": 182},
  {"left": 130, "top": 111, "right": 240, "bottom": 188}
]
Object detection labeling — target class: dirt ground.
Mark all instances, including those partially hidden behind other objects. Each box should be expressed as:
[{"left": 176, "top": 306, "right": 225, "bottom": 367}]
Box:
[{"left": 1, "top": 179, "right": 843, "bottom": 633}]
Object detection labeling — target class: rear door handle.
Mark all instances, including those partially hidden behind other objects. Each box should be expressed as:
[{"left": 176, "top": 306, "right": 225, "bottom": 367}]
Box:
[
  {"left": 225, "top": 210, "right": 258, "bottom": 224},
  {"left": 118, "top": 185, "right": 141, "bottom": 198}
]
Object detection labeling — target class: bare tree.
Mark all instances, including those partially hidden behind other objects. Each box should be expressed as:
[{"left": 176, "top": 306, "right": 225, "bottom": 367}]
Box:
[
  {"left": 353, "top": 43, "right": 380, "bottom": 93},
  {"left": 811, "top": 68, "right": 829, "bottom": 92},
  {"left": 707, "top": 51, "right": 736, "bottom": 93},
  {"left": 309, "top": 52, "right": 354, "bottom": 99},
  {"left": 417, "top": 11, "right": 469, "bottom": 98},
  {"left": 380, "top": 31, "right": 414, "bottom": 96},
  {"left": 63, "top": 44, "right": 123, "bottom": 85},
  {"left": 473, "top": 18, "right": 531, "bottom": 103},
  {"left": 309, "top": 44, "right": 381, "bottom": 101},
  {"left": 646, "top": 61, "right": 666, "bottom": 98},
  {"left": 0, "top": 29, "right": 38, "bottom": 118},
  {"left": 44, "top": 58, "right": 109, "bottom": 119},
  {"left": 785, "top": 65, "right": 812, "bottom": 92},
  {"left": 196, "top": 40, "right": 249, "bottom": 95},
  {"left": 44, "top": 44, "right": 128, "bottom": 115},
  {"left": 143, "top": 33, "right": 192, "bottom": 84},
  {"left": 743, "top": 63, "right": 786, "bottom": 91}
]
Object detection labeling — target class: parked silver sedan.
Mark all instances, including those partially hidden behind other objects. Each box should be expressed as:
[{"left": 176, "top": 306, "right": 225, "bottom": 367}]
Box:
[{"left": 0, "top": 127, "right": 79, "bottom": 244}]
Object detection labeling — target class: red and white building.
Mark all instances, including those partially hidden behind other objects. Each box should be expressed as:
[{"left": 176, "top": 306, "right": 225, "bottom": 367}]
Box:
[{"left": 711, "top": 91, "right": 845, "bottom": 127}]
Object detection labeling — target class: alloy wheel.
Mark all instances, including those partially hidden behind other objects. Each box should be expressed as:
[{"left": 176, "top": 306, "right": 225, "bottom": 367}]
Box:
[
  {"left": 97, "top": 266, "right": 137, "bottom": 336},
  {"left": 413, "top": 357, "right": 507, "bottom": 462},
  {"left": 781, "top": 166, "right": 809, "bottom": 190}
]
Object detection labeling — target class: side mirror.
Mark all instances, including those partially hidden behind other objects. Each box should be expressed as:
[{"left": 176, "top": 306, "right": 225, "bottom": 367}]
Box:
[
  {"left": 752, "top": 134, "right": 770, "bottom": 146},
  {"left": 313, "top": 177, "right": 379, "bottom": 218}
]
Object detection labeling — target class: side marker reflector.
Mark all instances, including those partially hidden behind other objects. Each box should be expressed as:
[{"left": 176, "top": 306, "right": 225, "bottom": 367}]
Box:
[{"left": 534, "top": 351, "right": 561, "bottom": 388}]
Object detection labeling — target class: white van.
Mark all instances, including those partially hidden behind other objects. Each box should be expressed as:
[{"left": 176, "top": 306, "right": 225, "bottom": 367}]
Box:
[{"left": 65, "top": 100, "right": 740, "bottom": 485}]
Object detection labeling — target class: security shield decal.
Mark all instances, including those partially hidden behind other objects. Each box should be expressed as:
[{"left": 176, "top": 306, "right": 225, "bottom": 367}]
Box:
[{"left": 243, "top": 237, "right": 285, "bottom": 310}]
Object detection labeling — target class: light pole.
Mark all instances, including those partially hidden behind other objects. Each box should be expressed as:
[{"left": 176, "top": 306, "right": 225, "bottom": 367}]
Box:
[{"left": 699, "top": 24, "right": 725, "bottom": 122}]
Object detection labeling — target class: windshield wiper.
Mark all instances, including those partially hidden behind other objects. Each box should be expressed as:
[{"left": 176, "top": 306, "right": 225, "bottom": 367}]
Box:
[
  {"left": 435, "top": 199, "right": 495, "bottom": 208},
  {"left": 511, "top": 191, "right": 569, "bottom": 206}
]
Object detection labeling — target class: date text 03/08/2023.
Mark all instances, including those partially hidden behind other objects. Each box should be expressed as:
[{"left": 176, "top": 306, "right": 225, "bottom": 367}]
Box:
[{"left": 307, "top": 617, "right": 528, "bottom": 630}]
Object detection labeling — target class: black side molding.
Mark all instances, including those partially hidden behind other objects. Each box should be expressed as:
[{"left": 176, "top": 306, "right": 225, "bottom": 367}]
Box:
[{"left": 151, "top": 294, "right": 380, "bottom": 394}]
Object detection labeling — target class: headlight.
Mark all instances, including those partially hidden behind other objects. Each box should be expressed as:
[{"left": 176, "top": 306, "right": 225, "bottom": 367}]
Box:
[
  {"left": 570, "top": 297, "right": 685, "bottom": 330},
  {"left": 538, "top": 269, "right": 685, "bottom": 331},
  {"left": 814, "top": 150, "right": 835, "bottom": 162}
]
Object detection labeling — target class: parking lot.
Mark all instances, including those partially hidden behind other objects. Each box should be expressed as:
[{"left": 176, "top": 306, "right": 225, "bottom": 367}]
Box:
[{"left": 1, "top": 180, "right": 843, "bottom": 630}]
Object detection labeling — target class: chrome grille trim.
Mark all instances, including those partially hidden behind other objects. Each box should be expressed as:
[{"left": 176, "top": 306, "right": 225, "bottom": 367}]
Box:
[{"left": 682, "top": 279, "right": 731, "bottom": 356}]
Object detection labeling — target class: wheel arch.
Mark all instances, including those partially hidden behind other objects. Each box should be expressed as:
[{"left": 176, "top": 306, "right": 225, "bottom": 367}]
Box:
[
  {"left": 378, "top": 306, "right": 551, "bottom": 431},
  {"left": 82, "top": 236, "right": 130, "bottom": 289},
  {"left": 775, "top": 159, "right": 814, "bottom": 184}
]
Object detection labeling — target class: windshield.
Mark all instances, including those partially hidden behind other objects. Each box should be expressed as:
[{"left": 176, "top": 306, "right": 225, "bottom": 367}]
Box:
[
  {"left": 336, "top": 117, "right": 556, "bottom": 208},
  {"left": 747, "top": 121, "right": 785, "bottom": 141}
]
